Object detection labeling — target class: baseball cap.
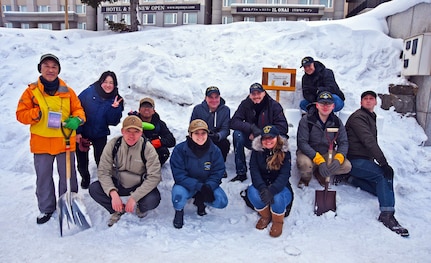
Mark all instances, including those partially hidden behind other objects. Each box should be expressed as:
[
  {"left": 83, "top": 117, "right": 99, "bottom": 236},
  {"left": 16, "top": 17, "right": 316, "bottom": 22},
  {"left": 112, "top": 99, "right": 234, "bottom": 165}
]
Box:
[
  {"left": 361, "top": 90, "right": 377, "bottom": 99},
  {"left": 205, "top": 86, "right": 220, "bottom": 96},
  {"left": 188, "top": 119, "right": 209, "bottom": 133},
  {"left": 139, "top": 97, "right": 155, "bottom": 108},
  {"left": 317, "top": 91, "right": 334, "bottom": 104},
  {"left": 300, "top": 56, "right": 314, "bottom": 68},
  {"left": 249, "top": 83, "right": 265, "bottom": 93},
  {"left": 261, "top": 125, "right": 280, "bottom": 139},
  {"left": 122, "top": 116, "right": 143, "bottom": 131}
]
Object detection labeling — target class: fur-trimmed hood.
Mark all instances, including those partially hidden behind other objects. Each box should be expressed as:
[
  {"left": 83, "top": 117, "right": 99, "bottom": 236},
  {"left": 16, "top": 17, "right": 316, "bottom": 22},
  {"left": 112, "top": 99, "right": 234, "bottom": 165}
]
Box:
[{"left": 252, "top": 135, "right": 289, "bottom": 152}]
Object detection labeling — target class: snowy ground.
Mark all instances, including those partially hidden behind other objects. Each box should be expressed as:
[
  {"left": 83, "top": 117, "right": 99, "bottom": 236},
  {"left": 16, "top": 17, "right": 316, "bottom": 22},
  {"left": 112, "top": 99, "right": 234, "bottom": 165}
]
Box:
[{"left": 1, "top": 0, "right": 431, "bottom": 262}]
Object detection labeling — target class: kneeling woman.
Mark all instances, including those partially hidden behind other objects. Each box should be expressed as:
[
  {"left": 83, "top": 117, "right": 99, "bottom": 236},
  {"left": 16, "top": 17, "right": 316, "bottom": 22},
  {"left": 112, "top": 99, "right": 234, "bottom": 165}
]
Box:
[
  {"left": 247, "top": 125, "right": 293, "bottom": 237},
  {"left": 170, "top": 119, "right": 228, "bottom": 229}
]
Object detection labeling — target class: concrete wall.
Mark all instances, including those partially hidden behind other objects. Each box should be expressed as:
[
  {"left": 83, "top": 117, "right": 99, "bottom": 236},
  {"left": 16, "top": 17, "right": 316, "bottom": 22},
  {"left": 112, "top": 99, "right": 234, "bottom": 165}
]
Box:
[{"left": 387, "top": 2, "right": 431, "bottom": 145}]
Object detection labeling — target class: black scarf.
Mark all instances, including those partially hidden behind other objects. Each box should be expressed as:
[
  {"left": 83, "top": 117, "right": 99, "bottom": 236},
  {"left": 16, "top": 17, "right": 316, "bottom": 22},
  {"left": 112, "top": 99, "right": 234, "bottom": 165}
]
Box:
[
  {"left": 94, "top": 81, "right": 118, "bottom": 100},
  {"left": 253, "top": 94, "right": 269, "bottom": 119},
  {"left": 186, "top": 136, "right": 211, "bottom": 158},
  {"left": 40, "top": 76, "right": 59, "bottom": 96}
]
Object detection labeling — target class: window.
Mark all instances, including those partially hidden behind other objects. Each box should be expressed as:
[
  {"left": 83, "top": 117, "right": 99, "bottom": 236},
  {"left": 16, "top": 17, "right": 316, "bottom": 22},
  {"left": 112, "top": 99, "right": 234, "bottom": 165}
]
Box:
[
  {"left": 299, "top": 0, "right": 312, "bottom": 4},
  {"left": 223, "top": 0, "right": 233, "bottom": 7},
  {"left": 266, "top": 17, "right": 286, "bottom": 22},
  {"left": 76, "top": 5, "right": 86, "bottom": 14},
  {"left": 4, "top": 23, "right": 13, "bottom": 28},
  {"left": 60, "top": 5, "right": 72, "bottom": 11},
  {"left": 165, "top": 0, "right": 177, "bottom": 2},
  {"left": 267, "top": 0, "right": 287, "bottom": 4},
  {"left": 18, "top": 6, "right": 27, "bottom": 12},
  {"left": 142, "top": 13, "right": 156, "bottom": 25},
  {"left": 105, "top": 14, "right": 118, "bottom": 23},
  {"left": 222, "top": 16, "right": 233, "bottom": 24},
  {"left": 243, "top": 0, "right": 255, "bottom": 3},
  {"left": 78, "top": 22, "right": 87, "bottom": 30},
  {"left": 2, "top": 5, "right": 12, "bottom": 11},
  {"left": 122, "top": 14, "right": 131, "bottom": 25},
  {"left": 123, "top": 0, "right": 130, "bottom": 2},
  {"left": 244, "top": 17, "right": 255, "bottom": 22},
  {"left": 319, "top": 0, "right": 333, "bottom": 8},
  {"left": 21, "top": 23, "right": 30, "bottom": 29},
  {"left": 183, "top": 13, "right": 197, "bottom": 24},
  {"left": 164, "top": 13, "right": 177, "bottom": 25},
  {"left": 297, "top": 17, "right": 310, "bottom": 21},
  {"left": 38, "top": 6, "right": 50, "bottom": 12},
  {"left": 143, "top": 0, "right": 156, "bottom": 2},
  {"left": 38, "top": 23, "right": 53, "bottom": 30}
]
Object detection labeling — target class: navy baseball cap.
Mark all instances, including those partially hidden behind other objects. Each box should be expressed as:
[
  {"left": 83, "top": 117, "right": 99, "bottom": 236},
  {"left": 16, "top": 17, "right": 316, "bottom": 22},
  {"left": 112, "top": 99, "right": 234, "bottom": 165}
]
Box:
[{"left": 300, "top": 56, "right": 314, "bottom": 68}]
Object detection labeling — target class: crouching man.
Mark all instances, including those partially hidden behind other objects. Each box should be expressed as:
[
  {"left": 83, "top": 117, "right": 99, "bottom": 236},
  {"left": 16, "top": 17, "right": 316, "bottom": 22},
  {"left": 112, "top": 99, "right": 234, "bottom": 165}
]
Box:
[{"left": 89, "top": 115, "right": 161, "bottom": 226}]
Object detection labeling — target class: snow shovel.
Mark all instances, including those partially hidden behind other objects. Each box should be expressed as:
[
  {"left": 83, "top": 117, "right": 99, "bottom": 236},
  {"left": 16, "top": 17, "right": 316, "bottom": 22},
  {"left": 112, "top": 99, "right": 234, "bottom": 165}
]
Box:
[
  {"left": 314, "top": 127, "right": 338, "bottom": 216},
  {"left": 58, "top": 126, "right": 92, "bottom": 236}
]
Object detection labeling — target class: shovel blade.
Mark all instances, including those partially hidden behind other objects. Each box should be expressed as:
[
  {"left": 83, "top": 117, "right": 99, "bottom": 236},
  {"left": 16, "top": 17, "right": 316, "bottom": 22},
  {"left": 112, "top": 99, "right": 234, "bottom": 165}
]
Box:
[
  {"left": 314, "top": 189, "right": 336, "bottom": 216},
  {"left": 58, "top": 193, "right": 92, "bottom": 237}
]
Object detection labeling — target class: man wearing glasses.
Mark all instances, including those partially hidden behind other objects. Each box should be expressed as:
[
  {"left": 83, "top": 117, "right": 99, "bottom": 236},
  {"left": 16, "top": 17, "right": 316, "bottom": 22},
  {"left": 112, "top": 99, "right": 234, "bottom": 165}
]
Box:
[
  {"left": 296, "top": 91, "right": 351, "bottom": 188},
  {"left": 129, "top": 97, "right": 176, "bottom": 165},
  {"left": 299, "top": 56, "right": 345, "bottom": 113}
]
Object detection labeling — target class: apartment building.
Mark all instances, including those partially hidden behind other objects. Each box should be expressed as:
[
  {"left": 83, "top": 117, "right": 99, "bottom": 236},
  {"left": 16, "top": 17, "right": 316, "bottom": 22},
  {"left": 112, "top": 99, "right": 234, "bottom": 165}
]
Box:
[
  {"left": 1, "top": 0, "right": 96, "bottom": 30},
  {"left": 1, "top": 0, "right": 345, "bottom": 30}
]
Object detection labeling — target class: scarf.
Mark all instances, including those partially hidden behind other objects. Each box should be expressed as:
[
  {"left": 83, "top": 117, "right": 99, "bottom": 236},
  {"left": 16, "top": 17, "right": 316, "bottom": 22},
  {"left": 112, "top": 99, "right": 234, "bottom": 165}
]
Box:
[{"left": 40, "top": 76, "right": 59, "bottom": 96}]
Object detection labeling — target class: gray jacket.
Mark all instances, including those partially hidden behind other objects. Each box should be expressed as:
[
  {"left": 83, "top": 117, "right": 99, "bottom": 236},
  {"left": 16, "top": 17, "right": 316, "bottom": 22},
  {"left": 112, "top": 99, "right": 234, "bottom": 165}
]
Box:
[
  {"left": 297, "top": 111, "right": 348, "bottom": 160},
  {"left": 97, "top": 136, "right": 161, "bottom": 201}
]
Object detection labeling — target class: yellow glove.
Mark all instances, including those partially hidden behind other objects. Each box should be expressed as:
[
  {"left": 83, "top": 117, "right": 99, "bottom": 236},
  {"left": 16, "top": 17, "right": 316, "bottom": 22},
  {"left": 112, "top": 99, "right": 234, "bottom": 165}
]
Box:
[
  {"left": 313, "top": 152, "right": 326, "bottom": 165},
  {"left": 334, "top": 153, "right": 345, "bottom": 164}
]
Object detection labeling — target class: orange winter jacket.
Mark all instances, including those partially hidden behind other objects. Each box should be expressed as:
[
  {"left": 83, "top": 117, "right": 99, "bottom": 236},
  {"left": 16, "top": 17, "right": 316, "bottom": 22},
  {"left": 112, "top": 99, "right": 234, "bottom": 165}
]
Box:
[{"left": 16, "top": 78, "right": 86, "bottom": 155}]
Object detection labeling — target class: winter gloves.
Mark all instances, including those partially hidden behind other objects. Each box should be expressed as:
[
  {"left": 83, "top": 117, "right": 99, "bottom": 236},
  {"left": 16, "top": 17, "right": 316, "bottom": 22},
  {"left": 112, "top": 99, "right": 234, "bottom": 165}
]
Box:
[
  {"left": 64, "top": 116, "right": 82, "bottom": 130},
  {"left": 259, "top": 187, "right": 274, "bottom": 205},
  {"left": 328, "top": 159, "right": 341, "bottom": 175},
  {"left": 208, "top": 132, "right": 220, "bottom": 142},
  {"left": 78, "top": 138, "right": 91, "bottom": 152},
  {"left": 200, "top": 184, "right": 215, "bottom": 203},
  {"left": 318, "top": 163, "right": 332, "bottom": 177},
  {"left": 250, "top": 124, "right": 262, "bottom": 137},
  {"left": 381, "top": 164, "right": 394, "bottom": 180}
]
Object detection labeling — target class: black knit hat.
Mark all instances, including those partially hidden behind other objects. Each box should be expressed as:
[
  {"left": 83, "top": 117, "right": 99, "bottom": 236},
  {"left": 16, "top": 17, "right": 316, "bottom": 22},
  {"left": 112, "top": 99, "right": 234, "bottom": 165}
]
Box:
[{"left": 38, "top": 54, "right": 61, "bottom": 73}]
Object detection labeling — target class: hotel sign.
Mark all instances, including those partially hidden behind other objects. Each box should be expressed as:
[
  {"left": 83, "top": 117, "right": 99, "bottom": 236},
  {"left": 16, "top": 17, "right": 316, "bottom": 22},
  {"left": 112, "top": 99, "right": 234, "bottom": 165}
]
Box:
[
  {"left": 237, "top": 7, "right": 319, "bottom": 14},
  {"left": 102, "top": 4, "right": 200, "bottom": 13}
]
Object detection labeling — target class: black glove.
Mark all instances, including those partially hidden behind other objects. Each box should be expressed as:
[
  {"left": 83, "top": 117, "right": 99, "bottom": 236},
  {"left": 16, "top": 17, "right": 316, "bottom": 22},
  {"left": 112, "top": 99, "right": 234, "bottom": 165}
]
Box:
[
  {"left": 200, "top": 184, "right": 215, "bottom": 203},
  {"left": 250, "top": 124, "right": 261, "bottom": 137},
  {"left": 381, "top": 164, "right": 394, "bottom": 180},
  {"left": 128, "top": 110, "right": 139, "bottom": 116},
  {"left": 318, "top": 163, "right": 331, "bottom": 177},
  {"left": 208, "top": 132, "right": 220, "bottom": 142},
  {"left": 327, "top": 160, "right": 341, "bottom": 175},
  {"left": 259, "top": 187, "right": 274, "bottom": 205}
]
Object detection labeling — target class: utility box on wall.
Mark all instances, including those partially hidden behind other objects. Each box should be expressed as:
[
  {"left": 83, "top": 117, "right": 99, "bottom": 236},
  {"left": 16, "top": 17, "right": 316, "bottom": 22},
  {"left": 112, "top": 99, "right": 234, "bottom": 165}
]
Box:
[{"left": 402, "top": 33, "right": 431, "bottom": 76}]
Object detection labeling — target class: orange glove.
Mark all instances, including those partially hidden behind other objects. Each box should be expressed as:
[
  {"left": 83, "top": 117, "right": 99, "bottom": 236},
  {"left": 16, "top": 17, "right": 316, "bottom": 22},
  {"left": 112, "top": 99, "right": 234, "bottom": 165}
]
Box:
[{"left": 151, "top": 139, "right": 162, "bottom": 149}]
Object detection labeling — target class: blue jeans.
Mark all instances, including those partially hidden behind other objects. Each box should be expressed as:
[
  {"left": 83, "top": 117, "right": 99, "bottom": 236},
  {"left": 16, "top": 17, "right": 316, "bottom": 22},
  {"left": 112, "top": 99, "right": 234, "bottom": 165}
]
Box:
[
  {"left": 247, "top": 185, "right": 292, "bottom": 214},
  {"left": 233, "top": 130, "right": 252, "bottom": 175},
  {"left": 171, "top": 184, "right": 228, "bottom": 211},
  {"left": 300, "top": 94, "right": 344, "bottom": 112},
  {"left": 349, "top": 159, "right": 395, "bottom": 212}
]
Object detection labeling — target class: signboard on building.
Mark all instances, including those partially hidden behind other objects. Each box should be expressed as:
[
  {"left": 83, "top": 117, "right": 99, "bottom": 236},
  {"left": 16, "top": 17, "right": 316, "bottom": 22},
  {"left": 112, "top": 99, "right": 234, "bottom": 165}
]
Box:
[
  {"left": 101, "top": 4, "right": 200, "bottom": 13},
  {"left": 237, "top": 6, "right": 319, "bottom": 14}
]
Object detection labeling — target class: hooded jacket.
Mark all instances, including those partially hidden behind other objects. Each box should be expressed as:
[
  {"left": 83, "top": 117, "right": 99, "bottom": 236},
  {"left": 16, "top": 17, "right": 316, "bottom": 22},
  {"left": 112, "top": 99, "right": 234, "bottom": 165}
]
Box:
[
  {"left": 302, "top": 61, "right": 345, "bottom": 103},
  {"left": 230, "top": 93, "right": 288, "bottom": 136},
  {"left": 297, "top": 110, "right": 348, "bottom": 160},
  {"left": 250, "top": 136, "right": 291, "bottom": 195},
  {"left": 16, "top": 77, "right": 85, "bottom": 154},
  {"left": 77, "top": 82, "right": 124, "bottom": 140},
  {"left": 191, "top": 97, "right": 230, "bottom": 141},
  {"left": 97, "top": 136, "right": 161, "bottom": 202}
]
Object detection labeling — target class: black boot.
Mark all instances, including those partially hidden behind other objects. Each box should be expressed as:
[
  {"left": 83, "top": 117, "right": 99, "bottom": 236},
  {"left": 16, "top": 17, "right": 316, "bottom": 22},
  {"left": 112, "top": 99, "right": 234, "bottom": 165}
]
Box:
[
  {"left": 193, "top": 192, "right": 207, "bottom": 216},
  {"left": 80, "top": 173, "right": 90, "bottom": 189},
  {"left": 230, "top": 173, "right": 247, "bottom": 182},
  {"left": 173, "top": 210, "right": 184, "bottom": 229},
  {"left": 378, "top": 211, "right": 409, "bottom": 237}
]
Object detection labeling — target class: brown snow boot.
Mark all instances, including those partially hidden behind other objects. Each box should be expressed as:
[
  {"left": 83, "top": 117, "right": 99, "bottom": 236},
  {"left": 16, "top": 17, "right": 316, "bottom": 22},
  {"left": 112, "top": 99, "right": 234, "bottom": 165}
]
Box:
[
  {"left": 270, "top": 211, "right": 285, "bottom": 237},
  {"left": 255, "top": 206, "right": 271, "bottom": 230},
  {"left": 378, "top": 211, "right": 409, "bottom": 237}
]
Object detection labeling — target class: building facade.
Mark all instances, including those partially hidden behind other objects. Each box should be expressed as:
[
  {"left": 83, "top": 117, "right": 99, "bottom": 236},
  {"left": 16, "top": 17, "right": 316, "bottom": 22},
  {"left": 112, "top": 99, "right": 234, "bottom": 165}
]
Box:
[{"left": 1, "top": 0, "right": 96, "bottom": 30}]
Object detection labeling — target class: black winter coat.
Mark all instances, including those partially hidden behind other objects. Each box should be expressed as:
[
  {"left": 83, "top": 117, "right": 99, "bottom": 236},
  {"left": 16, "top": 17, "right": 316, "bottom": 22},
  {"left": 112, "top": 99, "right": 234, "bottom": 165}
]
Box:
[{"left": 301, "top": 61, "right": 345, "bottom": 103}]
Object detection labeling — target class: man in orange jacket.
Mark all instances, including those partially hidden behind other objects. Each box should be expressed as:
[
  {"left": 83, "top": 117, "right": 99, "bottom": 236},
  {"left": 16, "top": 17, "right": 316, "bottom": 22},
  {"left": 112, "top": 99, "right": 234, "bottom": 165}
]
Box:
[{"left": 16, "top": 54, "right": 86, "bottom": 225}]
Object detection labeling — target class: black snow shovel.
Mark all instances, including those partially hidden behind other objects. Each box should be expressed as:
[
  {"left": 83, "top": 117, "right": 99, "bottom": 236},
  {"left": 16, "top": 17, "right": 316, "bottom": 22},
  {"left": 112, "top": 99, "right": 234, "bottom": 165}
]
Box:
[
  {"left": 58, "top": 126, "right": 92, "bottom": 236},
  {"left": 314, "top": 127, "right": 338, "bottom": 216}
]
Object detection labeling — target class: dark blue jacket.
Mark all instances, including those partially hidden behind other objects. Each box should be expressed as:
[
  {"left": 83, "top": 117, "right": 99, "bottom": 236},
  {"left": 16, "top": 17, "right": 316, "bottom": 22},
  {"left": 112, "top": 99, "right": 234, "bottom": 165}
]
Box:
[
  {"left": 250, "top": 136, "right": 291, "bottom": 195},
  {"left": 190, "top": 97, "right": 230, "bottom": 142},
  {"left": 301, "top": 61, "right": 345, "bottom": 103},
  {"left": 170, "top": 138, "right": 224, "bottom": 192},
  {"left": 230, "top": 93, "right": 288, "bottom": 136},
  {"left": 77, "top": 83, "right": 124, "bottom": 140},
  {"left": 141, "top": 112, "right": 176, "bottom": 148}
]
